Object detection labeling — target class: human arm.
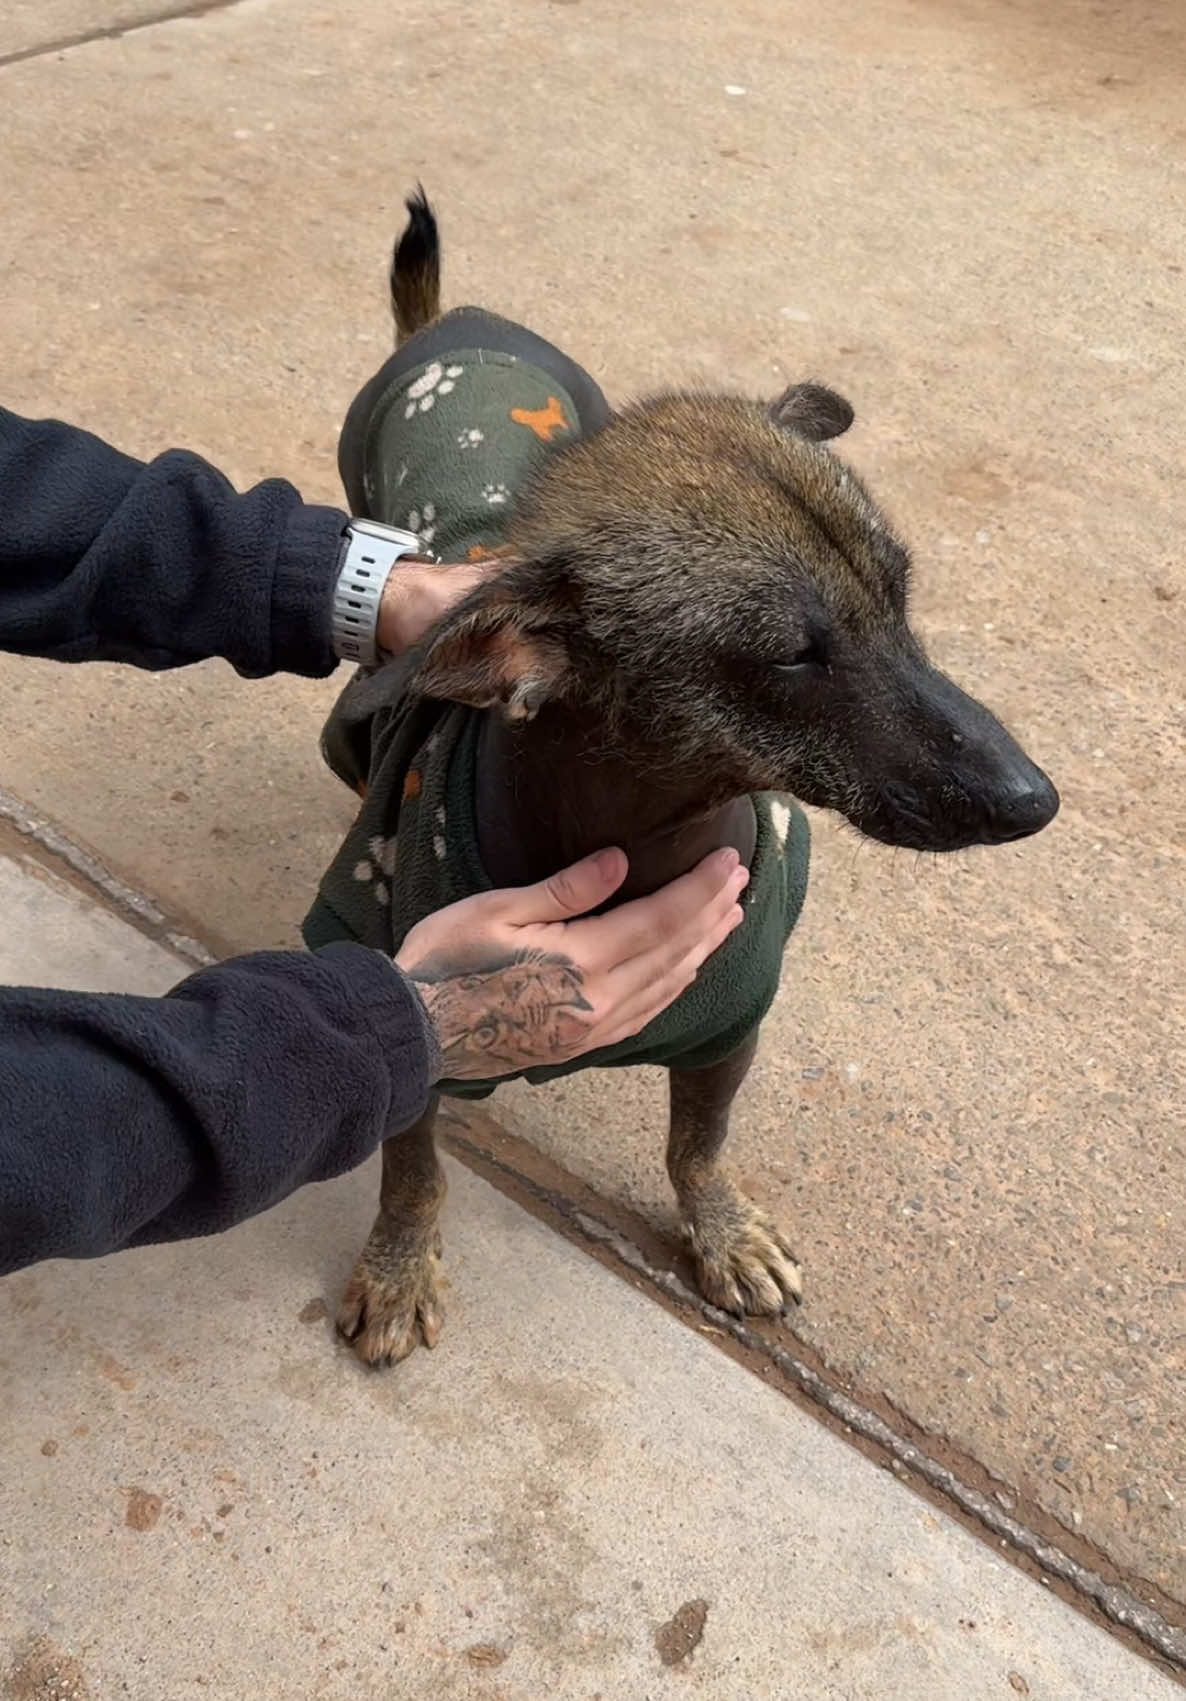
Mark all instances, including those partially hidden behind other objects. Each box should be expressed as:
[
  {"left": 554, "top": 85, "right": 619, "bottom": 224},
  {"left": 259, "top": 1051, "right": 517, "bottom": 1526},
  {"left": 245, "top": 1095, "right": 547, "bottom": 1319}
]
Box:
[
  {"left": 0, "top": 403, "right": 492, "bottom": 676},
  {"left": 0, "top": 849, "right": 745, "bottom": 1273},
  {"left": 0, "top": 944, "right": 433, "bottom": 1273}
]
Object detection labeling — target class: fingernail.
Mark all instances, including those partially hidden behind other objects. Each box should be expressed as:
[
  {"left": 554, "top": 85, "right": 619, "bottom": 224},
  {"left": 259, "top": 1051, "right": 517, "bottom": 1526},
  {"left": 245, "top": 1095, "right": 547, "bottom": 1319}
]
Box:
[
  {"left": 732, "top": 866, "right": 750, "bottom": 892},
  {"left": 715, "top": 848, "right": 740, "bottom": 874},
  {"left": 594, "top": 847, "right": 625, "bottom": 877}
]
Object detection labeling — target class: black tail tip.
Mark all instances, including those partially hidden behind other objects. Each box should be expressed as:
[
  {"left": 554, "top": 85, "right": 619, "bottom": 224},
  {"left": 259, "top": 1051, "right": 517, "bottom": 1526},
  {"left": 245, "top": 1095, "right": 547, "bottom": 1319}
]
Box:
[{"left": 403, "top": 184, "right": 437, "bottom": 239}]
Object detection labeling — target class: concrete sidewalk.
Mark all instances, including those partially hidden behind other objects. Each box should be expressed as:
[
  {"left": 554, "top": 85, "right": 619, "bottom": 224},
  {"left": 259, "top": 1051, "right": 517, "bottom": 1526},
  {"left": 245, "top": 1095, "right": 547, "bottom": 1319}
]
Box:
[
  {"left": 1, "top": 0, "right": 1182, "bottom": 1614},
  {"left": 0, "top": 844, "right": 1179, "bottom": 1699}
]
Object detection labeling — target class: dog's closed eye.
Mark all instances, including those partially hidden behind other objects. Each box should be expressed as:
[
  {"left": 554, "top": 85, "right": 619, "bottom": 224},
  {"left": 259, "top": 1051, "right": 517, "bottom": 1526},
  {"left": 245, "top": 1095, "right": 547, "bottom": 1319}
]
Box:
[{"left": 774, "top": 641, "right": 828, "bottom": 675}]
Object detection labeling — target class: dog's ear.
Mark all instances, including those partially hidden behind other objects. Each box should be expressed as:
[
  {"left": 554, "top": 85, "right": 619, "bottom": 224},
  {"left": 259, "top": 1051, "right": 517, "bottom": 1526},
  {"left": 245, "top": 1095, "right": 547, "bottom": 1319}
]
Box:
[
  {"left": 413, "top": 568, "right": 575, "bottom": 720},
  {"left": 769, "top": 382, "right": 854, "bottom": 441}
]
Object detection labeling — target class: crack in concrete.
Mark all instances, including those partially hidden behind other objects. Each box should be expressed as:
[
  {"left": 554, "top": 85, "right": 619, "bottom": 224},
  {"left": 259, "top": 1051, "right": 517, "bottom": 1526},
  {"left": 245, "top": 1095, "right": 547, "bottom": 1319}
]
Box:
[{"left": 0, "top": 0, "right": 250, "bottom": 70}]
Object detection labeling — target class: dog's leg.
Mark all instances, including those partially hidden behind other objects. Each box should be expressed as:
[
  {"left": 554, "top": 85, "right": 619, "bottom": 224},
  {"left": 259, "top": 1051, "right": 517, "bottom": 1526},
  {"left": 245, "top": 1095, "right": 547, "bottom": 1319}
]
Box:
[
  {"left": 336, "top": 1097, "right": 446, "bottom": 1367},
  {"left": 667, "top": 1034, "right": 802, "bottom": 1315}
]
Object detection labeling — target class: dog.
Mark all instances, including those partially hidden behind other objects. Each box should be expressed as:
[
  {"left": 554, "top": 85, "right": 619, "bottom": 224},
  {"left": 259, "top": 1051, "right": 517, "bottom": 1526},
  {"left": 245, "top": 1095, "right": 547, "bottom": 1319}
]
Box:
[{"left": 307, "top": 191, "right": 1058, "bottom": 1367}]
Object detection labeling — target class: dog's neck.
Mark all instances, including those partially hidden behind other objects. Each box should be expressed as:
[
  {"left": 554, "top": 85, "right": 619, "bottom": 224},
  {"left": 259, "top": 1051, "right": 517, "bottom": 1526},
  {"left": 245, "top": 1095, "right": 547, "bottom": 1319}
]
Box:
[{"left": 474, "top": 705, "right": 757, "bottom": 904}]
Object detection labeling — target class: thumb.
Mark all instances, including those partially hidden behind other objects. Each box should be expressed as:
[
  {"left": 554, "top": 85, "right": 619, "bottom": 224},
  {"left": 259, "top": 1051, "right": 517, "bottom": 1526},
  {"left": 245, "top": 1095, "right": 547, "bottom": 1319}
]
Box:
[{"left": 503, "top": 847, "right": 628, "bottom": 925}]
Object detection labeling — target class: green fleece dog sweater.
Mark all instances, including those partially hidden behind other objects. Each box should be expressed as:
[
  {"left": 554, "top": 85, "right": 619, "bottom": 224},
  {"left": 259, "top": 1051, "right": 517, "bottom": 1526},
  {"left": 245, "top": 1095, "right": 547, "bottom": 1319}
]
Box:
[{"left": 305, "top": 337, "right": 811, "bottom": 1096}]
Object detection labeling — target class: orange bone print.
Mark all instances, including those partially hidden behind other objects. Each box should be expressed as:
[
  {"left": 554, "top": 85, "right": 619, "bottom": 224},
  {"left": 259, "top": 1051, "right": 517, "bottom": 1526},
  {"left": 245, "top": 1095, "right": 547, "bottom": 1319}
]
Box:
[
  {"left": 510, "top": 396, "right": 569, "bottom": 442},
  {"left": 465, "top": 543, "right": 517, "bottom": 563}
]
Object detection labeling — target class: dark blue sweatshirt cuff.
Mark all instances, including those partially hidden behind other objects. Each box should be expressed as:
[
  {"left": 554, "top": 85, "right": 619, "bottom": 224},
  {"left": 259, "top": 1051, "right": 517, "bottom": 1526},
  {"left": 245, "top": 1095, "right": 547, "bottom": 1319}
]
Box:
[
  {"left": 270, "top": 502, "right": 349, "bottom": 678},
  {"left": 312, "top": 941, "right": 443, "bottom": 1095}
]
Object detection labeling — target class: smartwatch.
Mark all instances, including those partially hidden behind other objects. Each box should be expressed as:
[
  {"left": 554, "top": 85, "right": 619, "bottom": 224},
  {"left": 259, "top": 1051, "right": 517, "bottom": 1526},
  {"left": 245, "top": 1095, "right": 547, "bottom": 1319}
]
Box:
[{"left": 330, "top": 518, "right": 424, "bottom": 668}]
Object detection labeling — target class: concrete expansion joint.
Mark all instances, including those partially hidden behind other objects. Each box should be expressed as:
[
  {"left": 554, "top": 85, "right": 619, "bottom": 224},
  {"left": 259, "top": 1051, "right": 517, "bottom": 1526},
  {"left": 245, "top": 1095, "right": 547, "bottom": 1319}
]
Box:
[
  {"left": 0, "top": 0, "right": 251, "bottom": 71},
  {"left": 0, "top": 784, "right": 213, "bottom": 966}
]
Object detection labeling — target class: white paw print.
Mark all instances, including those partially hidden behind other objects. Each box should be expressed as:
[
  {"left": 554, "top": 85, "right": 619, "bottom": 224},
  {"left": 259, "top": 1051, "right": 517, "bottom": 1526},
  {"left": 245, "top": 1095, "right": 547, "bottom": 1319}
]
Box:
[
  {"left": 369, "top": 835, "right": 398, "bottom": 876},
  {"left": 770, "top": 798, "right": 792, "bottom": 853},
  {"left": 403, "top": 361, "right": 464, "bottom": 418},
  {"left": 456, "top": 428, "right": 485, "bottom": 451},
  {"left": 482, "top": 482, "right": 509, "bottom": 507},
  {"left": 406, "top": 501, "right": 436, "bottom": 545},
  {"left": 353, "top": 836, "right": 398, "bottom": 904}
]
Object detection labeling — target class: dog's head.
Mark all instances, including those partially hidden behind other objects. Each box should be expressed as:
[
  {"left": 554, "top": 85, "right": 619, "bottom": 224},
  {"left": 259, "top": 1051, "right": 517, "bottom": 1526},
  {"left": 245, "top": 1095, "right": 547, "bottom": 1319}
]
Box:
[{"left": 413, "top": 387, "right": 1058, "bottom": 852}]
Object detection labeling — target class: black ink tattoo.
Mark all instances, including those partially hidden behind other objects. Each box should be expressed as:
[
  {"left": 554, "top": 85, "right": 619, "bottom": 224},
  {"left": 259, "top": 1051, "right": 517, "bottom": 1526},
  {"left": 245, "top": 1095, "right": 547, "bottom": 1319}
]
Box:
[{"left": 408, "top": 947, "right": 594, "bottom": 1079}]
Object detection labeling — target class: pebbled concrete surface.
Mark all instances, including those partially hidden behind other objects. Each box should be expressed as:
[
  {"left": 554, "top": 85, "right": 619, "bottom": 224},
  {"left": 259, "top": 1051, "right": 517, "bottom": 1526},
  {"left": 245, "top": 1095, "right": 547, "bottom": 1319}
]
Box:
[{"left": 0, "top": 0, "right": 1183, "bottom": 1611}]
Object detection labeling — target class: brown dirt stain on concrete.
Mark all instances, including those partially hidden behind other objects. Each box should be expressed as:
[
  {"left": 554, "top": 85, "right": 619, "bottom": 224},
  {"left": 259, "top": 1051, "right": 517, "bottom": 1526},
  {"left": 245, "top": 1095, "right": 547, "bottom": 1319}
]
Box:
[
  {"left": 3, "top": 1635, "right": 90, "bottom": 1700},
  {"left": 123, "top": 1487, "right": 163, "bottom": 1532},
  {"left": 654, "top": 1599, "right": 708, "bottom": 1666}
]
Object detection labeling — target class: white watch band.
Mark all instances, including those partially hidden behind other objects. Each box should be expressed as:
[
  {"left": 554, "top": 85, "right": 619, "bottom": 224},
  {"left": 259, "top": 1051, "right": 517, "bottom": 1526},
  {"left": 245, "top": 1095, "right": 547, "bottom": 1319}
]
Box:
[{"left": 331, "top": 519, "right": 423, "bottom": 667}]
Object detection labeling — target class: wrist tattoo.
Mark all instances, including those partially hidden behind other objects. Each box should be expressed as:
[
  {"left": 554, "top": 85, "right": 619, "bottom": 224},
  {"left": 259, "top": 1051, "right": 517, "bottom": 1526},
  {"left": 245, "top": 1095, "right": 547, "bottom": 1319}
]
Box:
[{"left": 409, "top": 947, "right": 594, "bottom": 1079}]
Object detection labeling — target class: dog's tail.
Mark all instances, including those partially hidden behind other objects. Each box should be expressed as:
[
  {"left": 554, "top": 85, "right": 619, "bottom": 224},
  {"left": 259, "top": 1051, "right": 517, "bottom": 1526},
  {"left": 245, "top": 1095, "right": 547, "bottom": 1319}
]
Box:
[{"left": 390, "top": 187, "right": 441, "bottom": 346}]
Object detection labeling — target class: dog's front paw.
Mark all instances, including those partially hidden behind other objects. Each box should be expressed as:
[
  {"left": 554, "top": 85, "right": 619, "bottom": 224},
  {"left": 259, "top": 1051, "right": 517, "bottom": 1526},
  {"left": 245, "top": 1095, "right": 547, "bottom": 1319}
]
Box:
[
  {"left": 685, "top": 1180, "right": 802, "bottom": 1316},
  {"left": 336, "top": 1225, "right": 444, "bottom": 1368}
]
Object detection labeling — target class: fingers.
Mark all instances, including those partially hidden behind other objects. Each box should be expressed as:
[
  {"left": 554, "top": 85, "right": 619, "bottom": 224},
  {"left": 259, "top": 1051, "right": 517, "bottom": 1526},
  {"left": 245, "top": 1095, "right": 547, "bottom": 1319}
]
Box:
[
  {"left": 569, "top": 848, "right": 747, "bottom": 979},
  {"left": 487, "top": 844, "right": 741, "bottom": 941},
  {"left": 398, "top": 849, "right": 631, "bottom": 966},
  {"left": 594, "top": 896, "right": 746, "bottom": 1048},
  {"left": 611, "top": 847, "right": 745, "bottom": 965},
  {"left": 501, "top": 847, "right": 630, "bottom": 924}
]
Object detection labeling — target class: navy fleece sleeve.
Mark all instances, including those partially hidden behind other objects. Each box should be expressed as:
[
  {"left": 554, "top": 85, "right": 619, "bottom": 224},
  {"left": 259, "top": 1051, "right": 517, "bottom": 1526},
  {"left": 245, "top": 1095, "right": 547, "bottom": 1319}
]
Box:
[
  {"left": 0, "top": 944, "right": 438, "bottom": 1273},
  {"left": 0, "top": 405, "right": 346, "bottom": 677}
]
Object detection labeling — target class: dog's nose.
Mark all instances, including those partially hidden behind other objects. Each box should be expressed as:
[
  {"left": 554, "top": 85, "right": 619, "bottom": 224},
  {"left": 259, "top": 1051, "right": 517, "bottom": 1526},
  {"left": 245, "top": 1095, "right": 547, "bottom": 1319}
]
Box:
[{"left": 984, "top": 767, "right": 1060, "bottom": 843}]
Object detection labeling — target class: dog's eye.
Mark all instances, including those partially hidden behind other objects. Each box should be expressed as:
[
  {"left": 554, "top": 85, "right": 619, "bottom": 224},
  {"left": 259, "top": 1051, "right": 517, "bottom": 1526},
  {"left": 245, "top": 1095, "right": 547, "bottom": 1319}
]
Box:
[{"left": 774, "top": 643, "right": 827, "bottom": 675}]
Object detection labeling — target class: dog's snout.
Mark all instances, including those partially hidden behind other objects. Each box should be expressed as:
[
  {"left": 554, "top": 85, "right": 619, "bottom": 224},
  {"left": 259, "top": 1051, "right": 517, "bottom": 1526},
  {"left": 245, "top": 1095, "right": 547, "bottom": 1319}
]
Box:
[
  {"left": 847, "top": 663, "right": 1060, "bottom": 853},
  {"left": 981, "top": 766, "right": 1060, "bottom": 843},
  {"left": 982, "top": 763, "right": 1060, "bottom": 841}
]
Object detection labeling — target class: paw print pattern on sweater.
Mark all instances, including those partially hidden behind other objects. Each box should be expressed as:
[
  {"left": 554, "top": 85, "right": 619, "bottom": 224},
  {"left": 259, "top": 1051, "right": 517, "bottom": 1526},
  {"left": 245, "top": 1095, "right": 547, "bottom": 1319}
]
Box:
[
  {"left": 403, "top": 362, "right": 464, "bottom": 419},
  {"left": 353, "top": 834, "right": 399, "bottom": 907},
  {"left": 482, "top": 483, "right": 509, "bottom": 507},
  {"left": 406, "top": 501, "right": 436, "bottom": 545}
]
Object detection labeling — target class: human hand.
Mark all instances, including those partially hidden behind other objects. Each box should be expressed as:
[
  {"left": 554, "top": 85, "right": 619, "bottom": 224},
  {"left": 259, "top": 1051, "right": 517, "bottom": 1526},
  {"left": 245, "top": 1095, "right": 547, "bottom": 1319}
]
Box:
[
  {"left": 377, "top": 556, "right": 508, "bottom": 656},
  {"left": 395, "top": 847, "right": 748, "bottom": 1081}
]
